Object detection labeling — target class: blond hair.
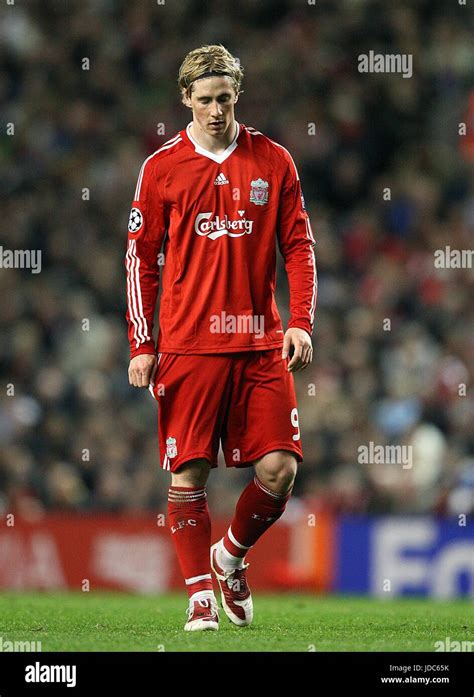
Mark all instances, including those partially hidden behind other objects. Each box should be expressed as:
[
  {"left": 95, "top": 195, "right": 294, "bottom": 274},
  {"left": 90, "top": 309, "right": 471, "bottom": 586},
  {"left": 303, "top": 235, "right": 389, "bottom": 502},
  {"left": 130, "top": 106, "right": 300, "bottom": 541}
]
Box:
[{"left": 178, "top": 44, "right": 244, "bottom": 100}]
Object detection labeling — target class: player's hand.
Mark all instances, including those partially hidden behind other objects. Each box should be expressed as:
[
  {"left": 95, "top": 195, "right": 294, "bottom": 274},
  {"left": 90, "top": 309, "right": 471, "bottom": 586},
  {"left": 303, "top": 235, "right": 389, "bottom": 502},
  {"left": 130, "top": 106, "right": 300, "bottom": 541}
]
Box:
[
  {"left": 282, "top": 328, "right": 313, "bottom": 373},
  {"left": 128, "top": 353, "right": 158, "bottom": 388}
]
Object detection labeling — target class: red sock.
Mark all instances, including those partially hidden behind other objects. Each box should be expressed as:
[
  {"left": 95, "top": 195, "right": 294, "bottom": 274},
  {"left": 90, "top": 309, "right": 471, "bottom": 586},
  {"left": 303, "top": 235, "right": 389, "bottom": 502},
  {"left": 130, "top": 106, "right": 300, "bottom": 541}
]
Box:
[
  {"left": 167, "top": 486, "right": 213, "bottom": 597},
  {"left": 223, "top": 476, "right": 292, "bottom": 558}
]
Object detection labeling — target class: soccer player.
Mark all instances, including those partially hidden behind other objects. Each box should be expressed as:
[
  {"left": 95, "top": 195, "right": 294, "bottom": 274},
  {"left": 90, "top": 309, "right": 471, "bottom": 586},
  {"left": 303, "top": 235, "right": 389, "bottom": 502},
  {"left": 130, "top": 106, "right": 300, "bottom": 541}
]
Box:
[{"left": 125, "top": 44, "right": 317, "bottom": 631}]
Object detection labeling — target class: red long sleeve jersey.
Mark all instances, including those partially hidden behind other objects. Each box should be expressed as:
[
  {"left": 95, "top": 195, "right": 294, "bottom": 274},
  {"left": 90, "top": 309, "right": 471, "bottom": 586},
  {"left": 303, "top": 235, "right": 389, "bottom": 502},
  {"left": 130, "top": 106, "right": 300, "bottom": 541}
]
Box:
[{"left": 125, "top": 122, "right": 317, "bottom": 357}]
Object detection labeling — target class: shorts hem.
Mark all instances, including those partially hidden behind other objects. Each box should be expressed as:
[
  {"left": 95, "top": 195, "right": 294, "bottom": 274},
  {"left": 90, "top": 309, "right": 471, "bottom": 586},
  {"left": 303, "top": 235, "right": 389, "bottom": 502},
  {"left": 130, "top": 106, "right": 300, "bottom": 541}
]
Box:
[{"left": 162, "top": 451, "right": 217, "bottom": 472}]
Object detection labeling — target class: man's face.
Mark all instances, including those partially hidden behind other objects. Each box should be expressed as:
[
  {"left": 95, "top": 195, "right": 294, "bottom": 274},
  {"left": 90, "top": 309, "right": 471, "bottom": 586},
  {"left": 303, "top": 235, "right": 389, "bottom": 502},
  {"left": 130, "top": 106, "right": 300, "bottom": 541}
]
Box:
[{"left": 183, "top": 76, "right": 238, "bottom": 137}]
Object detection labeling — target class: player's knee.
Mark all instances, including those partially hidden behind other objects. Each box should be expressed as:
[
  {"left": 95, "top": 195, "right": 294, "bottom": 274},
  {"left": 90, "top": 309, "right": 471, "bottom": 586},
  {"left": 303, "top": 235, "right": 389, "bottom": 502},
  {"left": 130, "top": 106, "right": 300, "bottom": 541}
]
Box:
[
  {"left": 275, "top": 459, "right": 297, "bottom": 493},
  {"left": 255, "top": 451, "right": 297, "bottom": 494},
  {"left": 171, "top": 458, "right": 210, "bottom": 487}
]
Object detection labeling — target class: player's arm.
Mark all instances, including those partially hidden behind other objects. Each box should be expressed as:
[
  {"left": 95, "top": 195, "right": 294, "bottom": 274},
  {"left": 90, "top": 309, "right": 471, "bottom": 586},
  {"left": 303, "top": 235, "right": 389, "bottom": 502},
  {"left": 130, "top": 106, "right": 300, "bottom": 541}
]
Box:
[
  {"left": 125, "top": 157, "right": 167, "bottom": 388},
  {"left": 276, "top": 152, "right": 317, "bottom": 372}
]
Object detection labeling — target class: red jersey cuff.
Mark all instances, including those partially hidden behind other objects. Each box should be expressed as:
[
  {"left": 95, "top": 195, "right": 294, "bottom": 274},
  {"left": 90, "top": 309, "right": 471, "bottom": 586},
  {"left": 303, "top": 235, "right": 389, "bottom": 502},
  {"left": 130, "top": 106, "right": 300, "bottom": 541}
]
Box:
[{"left": 130, "top": 344, "right": 156, "bottom": 360}]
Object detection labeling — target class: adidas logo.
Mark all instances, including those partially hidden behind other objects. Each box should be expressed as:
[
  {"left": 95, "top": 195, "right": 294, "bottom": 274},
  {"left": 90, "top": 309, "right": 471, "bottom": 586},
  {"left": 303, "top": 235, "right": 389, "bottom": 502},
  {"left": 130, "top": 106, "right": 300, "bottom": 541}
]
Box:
[{"left": 214, "top": 173, "right": 229, "bottom": 185}]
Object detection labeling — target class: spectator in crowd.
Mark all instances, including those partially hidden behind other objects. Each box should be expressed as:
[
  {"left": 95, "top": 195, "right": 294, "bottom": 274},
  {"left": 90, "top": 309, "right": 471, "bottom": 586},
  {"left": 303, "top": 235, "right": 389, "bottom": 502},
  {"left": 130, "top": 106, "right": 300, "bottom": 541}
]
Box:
[{"left": 0, "top": 1, "right": 472, "bottom": 515}]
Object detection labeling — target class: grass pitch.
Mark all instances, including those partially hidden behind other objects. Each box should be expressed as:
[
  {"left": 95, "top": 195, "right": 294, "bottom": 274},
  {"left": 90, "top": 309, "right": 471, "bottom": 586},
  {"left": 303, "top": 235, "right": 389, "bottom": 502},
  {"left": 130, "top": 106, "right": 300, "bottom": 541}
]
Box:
[{"left": 0, "top": 592, "right": 471, "bottom": 652}]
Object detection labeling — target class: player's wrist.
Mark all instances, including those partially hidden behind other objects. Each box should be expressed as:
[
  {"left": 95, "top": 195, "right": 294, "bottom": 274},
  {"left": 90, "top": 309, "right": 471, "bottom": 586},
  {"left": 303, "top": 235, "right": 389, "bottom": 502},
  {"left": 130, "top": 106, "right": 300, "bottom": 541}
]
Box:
[
  {"left": 287, "top": 321, "right": 313, "bottom": 337},
  {"left": 130, "top": 344, "right": 156, "bottom": 360}
]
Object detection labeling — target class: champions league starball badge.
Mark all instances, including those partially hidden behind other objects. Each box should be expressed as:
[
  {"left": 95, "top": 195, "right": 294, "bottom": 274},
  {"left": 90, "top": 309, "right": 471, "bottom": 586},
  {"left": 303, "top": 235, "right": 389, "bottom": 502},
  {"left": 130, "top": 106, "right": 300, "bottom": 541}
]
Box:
[{"left": 128, "top": 207, "right": 143, "bottom": 233}]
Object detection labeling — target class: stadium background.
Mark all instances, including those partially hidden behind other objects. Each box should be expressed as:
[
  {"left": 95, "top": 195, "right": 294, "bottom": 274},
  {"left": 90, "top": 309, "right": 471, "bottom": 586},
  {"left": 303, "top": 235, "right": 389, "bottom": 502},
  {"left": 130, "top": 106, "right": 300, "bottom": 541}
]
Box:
[{"left": 0, "top": 0, "right": 472, "bottom": 597}]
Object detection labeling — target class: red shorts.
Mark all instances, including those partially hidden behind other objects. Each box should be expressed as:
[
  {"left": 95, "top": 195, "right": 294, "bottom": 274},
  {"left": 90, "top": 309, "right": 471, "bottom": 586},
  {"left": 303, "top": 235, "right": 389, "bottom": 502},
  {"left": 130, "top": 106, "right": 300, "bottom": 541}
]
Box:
[{"left": 149, "top": 349, "right": 303, "bottom": 472}]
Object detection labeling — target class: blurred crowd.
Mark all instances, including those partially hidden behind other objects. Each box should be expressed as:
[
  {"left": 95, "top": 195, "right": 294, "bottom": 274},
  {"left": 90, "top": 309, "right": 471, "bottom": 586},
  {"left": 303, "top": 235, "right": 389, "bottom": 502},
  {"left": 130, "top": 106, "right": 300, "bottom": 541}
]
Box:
[{"left": 0, "top": 0, "right": 473, "bottom": 518}]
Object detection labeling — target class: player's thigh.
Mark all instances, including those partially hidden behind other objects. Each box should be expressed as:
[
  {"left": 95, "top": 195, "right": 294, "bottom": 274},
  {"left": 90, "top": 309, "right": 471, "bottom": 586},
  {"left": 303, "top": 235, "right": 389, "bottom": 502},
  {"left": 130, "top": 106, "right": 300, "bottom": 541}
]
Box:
[
  {"left": 154, "top": 353, "right": 232, "bottom": 472},
  {"left": 223, "top": 350, "right": 303, "bottom": 466}
]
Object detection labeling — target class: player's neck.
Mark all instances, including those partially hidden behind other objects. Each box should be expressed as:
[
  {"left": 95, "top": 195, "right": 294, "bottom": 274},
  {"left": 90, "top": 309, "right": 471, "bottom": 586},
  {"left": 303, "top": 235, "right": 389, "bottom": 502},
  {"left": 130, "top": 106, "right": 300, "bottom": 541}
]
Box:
[{"left": 189, "top": 120, "right": 238, "bottom": 155}]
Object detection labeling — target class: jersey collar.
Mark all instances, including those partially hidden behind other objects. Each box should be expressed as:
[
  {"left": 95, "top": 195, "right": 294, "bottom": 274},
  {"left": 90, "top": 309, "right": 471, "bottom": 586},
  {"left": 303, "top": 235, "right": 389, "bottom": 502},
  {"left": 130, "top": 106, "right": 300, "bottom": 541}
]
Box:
[{"left": 185, "top": 121, "right": 241, "bottom": 164}]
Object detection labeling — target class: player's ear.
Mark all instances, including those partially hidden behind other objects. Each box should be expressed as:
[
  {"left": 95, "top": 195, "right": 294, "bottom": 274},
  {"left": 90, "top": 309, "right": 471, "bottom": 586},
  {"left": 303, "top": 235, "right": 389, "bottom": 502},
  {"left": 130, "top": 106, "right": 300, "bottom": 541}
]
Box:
[{"left": 181, "top": 88, "right": 193, "bottom": 109}]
